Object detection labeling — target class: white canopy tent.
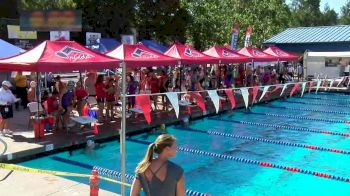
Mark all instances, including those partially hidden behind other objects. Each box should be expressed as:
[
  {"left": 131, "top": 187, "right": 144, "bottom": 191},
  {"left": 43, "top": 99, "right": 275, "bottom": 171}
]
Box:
[{"left": 303, "top": 51, "right": 350, "bottom": 79}]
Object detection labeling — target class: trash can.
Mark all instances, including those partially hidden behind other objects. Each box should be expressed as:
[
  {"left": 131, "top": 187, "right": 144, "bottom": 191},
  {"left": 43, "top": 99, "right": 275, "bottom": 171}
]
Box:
[{"left": 32, "top": 117, "right": 45, "bottom": 139}]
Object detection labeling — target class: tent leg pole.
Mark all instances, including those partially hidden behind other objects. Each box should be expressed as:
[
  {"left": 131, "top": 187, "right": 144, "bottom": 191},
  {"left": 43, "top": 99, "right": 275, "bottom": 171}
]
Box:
[{"left": 120, "top": 62, "right": 126, "bottom": 196}]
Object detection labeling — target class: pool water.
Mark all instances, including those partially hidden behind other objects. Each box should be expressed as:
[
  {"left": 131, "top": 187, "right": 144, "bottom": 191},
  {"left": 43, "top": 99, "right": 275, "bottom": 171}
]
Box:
[{"left": 21, "top": 92, "right": 350, "bottom": 195}]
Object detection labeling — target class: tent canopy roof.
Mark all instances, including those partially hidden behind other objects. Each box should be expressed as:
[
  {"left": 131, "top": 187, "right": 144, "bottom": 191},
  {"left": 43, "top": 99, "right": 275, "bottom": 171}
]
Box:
[
  {"left": 203, "top": 46, "right": 251, "bottom": 64},
  {"left": 237, "top": 47, "right": 277, "bottom": 62},
  {"left": 0, "top": 40, "right": 120, "bottom": 72},
  {"left": 306, "top": 51, "right": 350, "bottom": 57},
  {"left": 0, "top": 39, "right": 25, "bottom": 58},
  {"left": 263, "top": 46, "right": 299, "bottom": 61},
  {"left": 106, "top": 44, "right": 179, "bottom": 67},
  {"left": 164, "top": 43, "right": 219, "bottom": 65}
]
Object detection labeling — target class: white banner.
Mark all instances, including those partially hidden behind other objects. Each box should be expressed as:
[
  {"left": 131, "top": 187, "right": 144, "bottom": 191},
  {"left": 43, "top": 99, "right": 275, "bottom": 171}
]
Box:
[
  {"left": 165, "top": 92, "right": 179, "bottom": 118},
  {"left": 259, "top": 86, "right": 270, "bottom": 102},
  {"left": 207, "top": 90, "right": 220, "bottom": 113},
  {"left": 280, "top": 83, "right": 289, "bottom": 96},
  {"left": 316, "top": 80, "right": 322, "bottom": 93},
  {"left": 50, "top": 31, "right": 70, "bottom": 41},
  {"left": 301, "top": 82, "right": 307, "bottom": 97},
  {"left": 240, "top": 88, "right": 249, "bottom": 109}
]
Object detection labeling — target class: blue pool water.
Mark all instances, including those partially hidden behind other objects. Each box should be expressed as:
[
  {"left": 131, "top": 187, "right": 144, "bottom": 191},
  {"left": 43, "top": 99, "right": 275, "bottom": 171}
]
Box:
[{"left": 21, "top": 92, "right": 350, "bottom": 195}]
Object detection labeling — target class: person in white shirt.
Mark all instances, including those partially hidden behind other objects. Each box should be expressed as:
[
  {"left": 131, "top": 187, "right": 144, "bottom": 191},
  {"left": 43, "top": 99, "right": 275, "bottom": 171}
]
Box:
[
  {"left": 84, "top": 72, "right": 97, "bottom": 97},
  {"left": 0, "top": 81, "right": 17, "bottom": 135},
  {"left": 297, "top": 64, "right": 303, "bottom": 81}
]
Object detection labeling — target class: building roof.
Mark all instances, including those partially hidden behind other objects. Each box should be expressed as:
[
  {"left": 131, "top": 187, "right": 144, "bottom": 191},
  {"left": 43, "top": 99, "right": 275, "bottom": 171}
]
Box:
[{"left": 264, "top": 25, "right": 350, "bottom": 44}]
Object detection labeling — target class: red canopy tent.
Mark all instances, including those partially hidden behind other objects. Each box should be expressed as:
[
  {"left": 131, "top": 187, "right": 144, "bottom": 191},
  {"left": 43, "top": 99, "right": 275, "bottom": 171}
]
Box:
[
  {"left": 0, "top": 40, "right": 121, "bottom": 72},
  {"left": 106, "top": 44, "right": 179, "bottom": 67},
  {"left": 164, "top": 43, "right": 219, "bottom": 65},
  {"left": 203, "top": 46, "right": 251, "bottom": 64},
  {"left": 263, "top": 46, "right": 299, "bottom": 61},
  {"left": 237, "top": 47, "right": 277, "bottom": 62}
]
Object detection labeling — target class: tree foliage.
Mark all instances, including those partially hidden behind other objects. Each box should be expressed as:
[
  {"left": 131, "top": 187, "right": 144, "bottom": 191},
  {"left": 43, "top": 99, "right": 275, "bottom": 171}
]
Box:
[{"left": 3, "top": 0, "right": 347, "bottom": 49}]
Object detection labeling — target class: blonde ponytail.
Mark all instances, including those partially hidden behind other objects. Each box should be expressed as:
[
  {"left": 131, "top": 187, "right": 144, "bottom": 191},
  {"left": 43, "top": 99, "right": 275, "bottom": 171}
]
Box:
[{"left": 135, "top": 143, "right": 155, "bottom": 173}]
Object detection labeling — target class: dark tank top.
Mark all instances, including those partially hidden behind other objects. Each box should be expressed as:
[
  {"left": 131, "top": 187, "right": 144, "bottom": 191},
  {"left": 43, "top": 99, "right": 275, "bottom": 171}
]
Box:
[{"left": 137, "top": 161, "right": 184, "bottom": 196}]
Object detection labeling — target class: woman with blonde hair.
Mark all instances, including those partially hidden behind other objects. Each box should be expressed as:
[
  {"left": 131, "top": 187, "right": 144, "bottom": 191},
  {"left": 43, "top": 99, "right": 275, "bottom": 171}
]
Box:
[{"left": 130, "top": 134, "right": 185, "bottom": 196}]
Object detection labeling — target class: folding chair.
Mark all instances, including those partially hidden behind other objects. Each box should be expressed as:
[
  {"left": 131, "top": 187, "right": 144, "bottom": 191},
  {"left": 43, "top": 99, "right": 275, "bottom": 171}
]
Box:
[{"left": 27, "top": 102, "right": 44, "bottom": 129}]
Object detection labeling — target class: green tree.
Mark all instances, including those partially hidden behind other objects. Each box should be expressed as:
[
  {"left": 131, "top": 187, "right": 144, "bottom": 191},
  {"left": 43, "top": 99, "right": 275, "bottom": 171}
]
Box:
[
  {"left": 290, "top": 0, "right": 323, "bottom": 27},
  {"left": 182, "top": 0, "right": 291, "bottom": 49},
  {"left": 19, "top": 0, "right": 76, "bottom": 10},
  {"left": 321, "top": 4, "right": 338, "bottom": 26},
  {"left": 339, "top": 0, "right": 350, "bottom": 25}
]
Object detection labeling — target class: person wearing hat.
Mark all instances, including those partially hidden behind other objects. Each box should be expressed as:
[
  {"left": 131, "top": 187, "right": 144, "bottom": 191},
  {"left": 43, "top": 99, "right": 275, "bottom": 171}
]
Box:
[
  {"left": 0, "top": 81, "right": 17, "bottom": 135},
  {"left": 60, "top": 81, "right": 75, "bottom": 130}
]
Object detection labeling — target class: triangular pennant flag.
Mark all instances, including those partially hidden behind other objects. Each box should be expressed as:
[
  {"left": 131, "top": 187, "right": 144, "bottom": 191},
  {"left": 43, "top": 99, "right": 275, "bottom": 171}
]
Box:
[
  {"left": 189, "top": 92, "right": 206, "bottom": 112},
  {"left": 347, "top": 76, "right": 350, "bottom": 87},
  {"left": 93, "top": 123, "right": 99, "bottom": 135},
  {"left": 280, "top": 83, "right": 289, "bottom": 96},
  {"left": 271, "top": 84, "right": 281, "bottom": 93},
  {"left": 240, "top": 88, "right": 249, "bottom": 109},
  {"left": 290, "top": 83, "right": 300, "bottom": 97},
  {"left": 259, "top": 86, "right": 270, "bottom": 102},
  {"left": 316, "top": 80, "right": 322, "bottom": 93},
  {"left": 207, "top": 90, "right": 220, "bottom": 113},
  {"left": 308, "top": 81, "right": 314, "bottom": 93},
  {"left": 224, "top": 89, "right": 236, "bottom": 109},
  {"left": 301, "top": 82, "right": 307, "bottom": 97},
  {"left": 322, "top": 79, "right": 328, "bottom": 90},
  {"left": 252, "top": 86, "right": 259, "bottom": 104},
  {"left": 165, "top": 92, "right": 179, "bottom": 118},
  {"left": 135, "top": 95, "right": 152, "bottom": 124},
  {"left": 337, "top": 77, "right": 344, "bottom": 87},
  {"left": 329, "top": 79, "right": 335, "bottom": 90}
]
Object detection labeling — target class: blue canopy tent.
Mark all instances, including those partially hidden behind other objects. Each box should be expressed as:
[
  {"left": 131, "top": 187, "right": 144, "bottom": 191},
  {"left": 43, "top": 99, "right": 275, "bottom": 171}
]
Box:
[
  {"left": 0, "top": 39, "right": 25, "bottom": 58},
  {"left": 88, "top": 38, "right": 121, "bottom": 54},
  {"left": 140, "top": 39, "right": 168, "bottom": 53}
]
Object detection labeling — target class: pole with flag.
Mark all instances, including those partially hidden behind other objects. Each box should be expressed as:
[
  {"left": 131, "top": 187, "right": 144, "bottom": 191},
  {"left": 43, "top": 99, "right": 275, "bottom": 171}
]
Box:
[
  {"left": 244, "top": 25, "right": 253, "bottom": 47},
  {"left": 231, "top": 23, "right": 240, "bottom": 50}
]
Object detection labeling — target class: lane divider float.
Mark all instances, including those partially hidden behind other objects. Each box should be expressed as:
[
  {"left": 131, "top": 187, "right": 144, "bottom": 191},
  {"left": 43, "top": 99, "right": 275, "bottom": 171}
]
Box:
[
  {"left": 172, "top": 126, "right": 350, "bottom": 155},
  {"left": 208, "top": 117, "right": 350, "bottom": 137},
  {"left": 236, "top": 111, "right": 350, "bottom": 124},
  {"left": 127, "top": 138, "right": 350, "bottom": 184},
  {"left": 260, "top": 104, "right": 350, "bottom": 116},
  {"left": 280, "top": 100, "right": 350, "bottom": 108},
  {"left": 51, "top": 156, "right": 209, "bottom": 196}
]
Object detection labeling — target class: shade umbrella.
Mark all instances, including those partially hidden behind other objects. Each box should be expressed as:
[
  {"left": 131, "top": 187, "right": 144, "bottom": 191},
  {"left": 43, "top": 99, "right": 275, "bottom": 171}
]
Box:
[
  {"left": 0, "top": 40, "right": 121, "bottom": 72},
  {"left": 263, "top": 46, "right": 299, "bottom": 61},
  {"left": 203, "top": 46, "right": 251, "bottom": 64},
  {"left": 0, "top": 39, "right": 25, "bottom": 58}
]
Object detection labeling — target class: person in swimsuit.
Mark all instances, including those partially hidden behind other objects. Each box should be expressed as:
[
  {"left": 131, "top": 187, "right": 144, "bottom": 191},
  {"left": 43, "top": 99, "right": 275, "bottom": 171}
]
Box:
[{"left": 130, "top": 134, "right": 185, "bottom": 196}]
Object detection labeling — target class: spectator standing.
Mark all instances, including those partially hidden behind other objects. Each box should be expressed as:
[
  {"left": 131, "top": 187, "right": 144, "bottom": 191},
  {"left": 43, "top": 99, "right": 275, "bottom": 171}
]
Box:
[
  {"left": 14, "top": 71, "right": 28, "bottom": 110},
  {"left": 0, "top": 81, "right": 17, "bottom": 135},
  {"left": 95, "top": 75, "right": 106, "bottom": 122},
  {"left": 84, "top": 72, "right": 97, "bottom": 97}
]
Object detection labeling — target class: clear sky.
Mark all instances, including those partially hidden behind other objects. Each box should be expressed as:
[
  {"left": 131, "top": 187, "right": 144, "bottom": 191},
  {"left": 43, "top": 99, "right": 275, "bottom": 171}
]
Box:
[{"left": 286, "top": 0, "right": 348, "bottom": 14}]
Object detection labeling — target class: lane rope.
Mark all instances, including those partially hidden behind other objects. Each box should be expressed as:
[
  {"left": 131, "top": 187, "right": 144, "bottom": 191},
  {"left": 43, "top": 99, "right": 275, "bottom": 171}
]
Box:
[
  {"left": 51, "top": 156, "right": 209, "bottom": 196},
  {"left": 127, "top": 138, "right": 350, "bottom": 184},
  {"left": 236, "top": 111, "right": 350, "bottom": 124},
  {"left": 260, "top": 104, "right": 350, "bottom": 116},
  {"left": 280, "top": 100, "right": 350, "bottom": 108},
  {"left": 172, "top": 126, "right": 350, "bottom": 155},
  {"left": 208, "top": 117, "right": 350, "bottom": 137}
]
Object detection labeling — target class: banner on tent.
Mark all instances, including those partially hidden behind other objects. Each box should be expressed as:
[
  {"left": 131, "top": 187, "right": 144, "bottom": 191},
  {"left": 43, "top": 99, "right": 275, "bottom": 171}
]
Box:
[
  {"left": 231, "top": 23, "right": 240, "bottom": 50},
  {"left": 244, "top": 25, "right": 253, "bottom": 47}
]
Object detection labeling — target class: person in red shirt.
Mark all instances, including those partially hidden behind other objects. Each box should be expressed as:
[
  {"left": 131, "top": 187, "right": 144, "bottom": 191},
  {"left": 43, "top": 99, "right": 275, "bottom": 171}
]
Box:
[
  {"left": 95, "top": 75, "right": 107, "bottom": 122},
  {"left": 75, "top": 81, "right": 88, "bottom": 116},
  {"left": 46, "top": 90, "right": 60, "bottom": 130},
  {"left": 149, "top": 71, "right": 159, "bottom": 110}
]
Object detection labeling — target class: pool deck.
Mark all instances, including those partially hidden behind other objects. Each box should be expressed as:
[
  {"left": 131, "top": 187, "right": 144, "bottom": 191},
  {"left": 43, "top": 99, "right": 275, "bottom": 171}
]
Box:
[{"left": 0, "top": 85, "right": 348, "bottom": 195}]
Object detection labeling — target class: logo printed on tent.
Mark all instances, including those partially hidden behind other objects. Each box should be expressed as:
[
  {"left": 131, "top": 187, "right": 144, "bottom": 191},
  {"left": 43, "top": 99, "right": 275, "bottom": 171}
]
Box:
[
  {"left": 222, "top": 50, "right": 239, "bottom": 57},
  {"left": 184, "top": 48, "right": 203, "bottom": 57},
  {"left": 275, "top": 49, "right": 288, "bottom": 56},
  {"left": 55, "top": 46, "right": 94, "bottom": 61},
  {"left": 252, "top": 49, "right": 267, "bottom": 56},
  {"left": 132, "top": 48, "right": 159, "bottom": 59}
]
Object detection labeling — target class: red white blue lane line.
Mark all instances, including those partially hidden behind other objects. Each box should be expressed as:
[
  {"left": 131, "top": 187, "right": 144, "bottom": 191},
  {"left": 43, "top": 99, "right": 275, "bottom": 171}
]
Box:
[
  {"left": 235, "top": 111, "right": 350, "bottom": 124},
  {"left": 173, "top": 126, "right": 350, "bottom": 155},
  {"left": 260, "top": 104, "right": 350, "bottom": 115},
  {"left": 280, "top": 100, "right": 350, "bottom": 108},
  {"left": 208, "top": 117, "right": 350, "bottom": 137},
  {"left": 127, "top": 138, "right": 350, "bottom": 184},
  {"left": 301, "top": 96, "right": 350, "bottom": 103}
]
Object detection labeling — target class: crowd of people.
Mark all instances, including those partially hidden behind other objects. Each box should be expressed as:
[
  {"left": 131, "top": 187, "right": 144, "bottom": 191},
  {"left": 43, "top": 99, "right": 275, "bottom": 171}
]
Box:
[{"left": 0, "top": 62, "right": 304, "bottom": 135}]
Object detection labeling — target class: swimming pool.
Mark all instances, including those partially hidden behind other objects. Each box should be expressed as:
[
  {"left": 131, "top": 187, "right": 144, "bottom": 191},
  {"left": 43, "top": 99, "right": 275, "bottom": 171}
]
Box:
[{"left": 21, "top": 92, "right": 350, "bottom": 195}]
